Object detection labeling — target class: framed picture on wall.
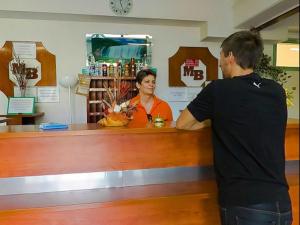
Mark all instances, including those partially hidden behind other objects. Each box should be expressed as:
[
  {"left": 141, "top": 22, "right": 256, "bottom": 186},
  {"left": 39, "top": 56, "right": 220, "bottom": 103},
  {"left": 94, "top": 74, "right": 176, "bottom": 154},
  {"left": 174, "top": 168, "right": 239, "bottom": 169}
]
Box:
[
  {"left": 85, "top": 34, "right": 152, "bottom": 66},
  {"left": 7, "top": 97, "right": 35, "bottom": 115}
]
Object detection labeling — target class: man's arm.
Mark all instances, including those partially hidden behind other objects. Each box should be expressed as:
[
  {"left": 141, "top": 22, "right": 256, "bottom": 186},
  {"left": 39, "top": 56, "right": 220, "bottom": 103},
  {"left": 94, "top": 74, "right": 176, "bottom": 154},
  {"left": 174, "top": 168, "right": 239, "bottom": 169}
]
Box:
[{"left": 176, "top": 108, "right": 209, "bottom": 130}]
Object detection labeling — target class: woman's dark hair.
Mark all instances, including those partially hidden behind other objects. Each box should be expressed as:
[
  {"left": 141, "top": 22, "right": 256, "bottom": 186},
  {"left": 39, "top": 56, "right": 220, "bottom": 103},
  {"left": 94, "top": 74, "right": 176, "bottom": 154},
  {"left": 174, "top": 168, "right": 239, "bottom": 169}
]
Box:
[
  {"left": 136, "top": 69, "right": 156, "bottom": 84},
  {"left": 221, "top": 30, "right": 263, "bottom": 69}
]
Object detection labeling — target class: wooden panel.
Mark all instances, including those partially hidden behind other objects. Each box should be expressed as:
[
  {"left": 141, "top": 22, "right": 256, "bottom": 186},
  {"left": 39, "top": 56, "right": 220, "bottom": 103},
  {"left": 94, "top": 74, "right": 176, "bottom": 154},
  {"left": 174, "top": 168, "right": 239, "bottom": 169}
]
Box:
[
  {"left": 0, "top": 121, "right": 298, "bottom": 225},
  {"left": 169, "top": 47, "right": 218, "bottom": 86},
  {"left": 285, "top": 127, "right": 299, "bottom": 160},
  {"left": 0, "top": 41, "right": 14, "bottom": 97},
  {"left": 0, "top": 129, "right": 213, "bottom": 177},
  {"left": 0, "top": 193, "right": 220, "bottom": 225},
  {"left": 0, "top": 121, "right": 298, "bottom": 178},
  {"left": 0, "top": 121, "right": 178, "bottom": 138},
  {"left": 0, "top": 174, "right": 298, "bottom": 225},
  {"left": 35, "top": 42, "right": 56, "bottom": 86},
  {"left": 0, "top": 180, "right": 217, "bottom": 210},
  {"left": 0, "top": 120, "right": 297, "bottom": 138},
  {"left": 289, "top": 177, "right": 299, "bottom": 225}
]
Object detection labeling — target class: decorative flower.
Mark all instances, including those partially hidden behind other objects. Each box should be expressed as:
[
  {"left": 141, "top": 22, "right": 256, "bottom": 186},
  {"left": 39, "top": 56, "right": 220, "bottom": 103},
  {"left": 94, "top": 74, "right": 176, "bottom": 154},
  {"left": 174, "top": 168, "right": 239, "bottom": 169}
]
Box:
[
  {"left": 98, "top": 79, "right": 137, "bottom": 126},
  {"left": 10, "top": 51, "right": 29, "bottom": 97}
]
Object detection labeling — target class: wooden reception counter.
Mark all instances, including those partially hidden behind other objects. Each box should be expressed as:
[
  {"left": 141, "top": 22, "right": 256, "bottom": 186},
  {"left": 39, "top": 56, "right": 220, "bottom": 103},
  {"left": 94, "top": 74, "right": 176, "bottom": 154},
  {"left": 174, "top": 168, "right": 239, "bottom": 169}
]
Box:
[{"left": 0, "top": 120, "right": 298, "bottom": 225}]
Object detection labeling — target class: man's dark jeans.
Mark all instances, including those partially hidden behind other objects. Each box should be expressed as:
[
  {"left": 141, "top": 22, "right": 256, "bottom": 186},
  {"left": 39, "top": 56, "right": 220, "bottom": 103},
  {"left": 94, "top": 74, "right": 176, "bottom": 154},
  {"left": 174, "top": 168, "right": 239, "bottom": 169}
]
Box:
[{"left": 220, "top": 201, "right": 293, "bottom": 225}]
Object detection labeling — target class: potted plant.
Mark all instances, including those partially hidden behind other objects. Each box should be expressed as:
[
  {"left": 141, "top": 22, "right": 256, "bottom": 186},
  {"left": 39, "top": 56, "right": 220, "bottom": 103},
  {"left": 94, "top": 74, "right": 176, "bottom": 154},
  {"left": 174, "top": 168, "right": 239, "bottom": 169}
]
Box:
[
  {"left": 255, "top": 53, "right": 296, "bottom": 107},
  {"left": 98, "top": 80, "right": 137, "bottom": 126}
]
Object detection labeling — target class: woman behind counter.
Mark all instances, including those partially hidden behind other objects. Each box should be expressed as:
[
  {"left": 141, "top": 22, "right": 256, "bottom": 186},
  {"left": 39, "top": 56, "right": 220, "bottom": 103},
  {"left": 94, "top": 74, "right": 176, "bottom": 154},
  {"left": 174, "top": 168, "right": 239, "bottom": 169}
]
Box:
[{"left": 128, "top": 69, "right": 173, "bottom": 125}]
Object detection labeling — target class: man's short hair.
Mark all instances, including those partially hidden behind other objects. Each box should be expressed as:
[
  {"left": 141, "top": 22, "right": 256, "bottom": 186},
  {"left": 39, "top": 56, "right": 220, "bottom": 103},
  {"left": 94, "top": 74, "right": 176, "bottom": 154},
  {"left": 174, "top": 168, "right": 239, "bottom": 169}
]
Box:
[
  {"left": 136, "top": 69, "right": 156, "bottom": 84},
  {"left": 221, "top": 30, "right": 263, "bottom": 69}
]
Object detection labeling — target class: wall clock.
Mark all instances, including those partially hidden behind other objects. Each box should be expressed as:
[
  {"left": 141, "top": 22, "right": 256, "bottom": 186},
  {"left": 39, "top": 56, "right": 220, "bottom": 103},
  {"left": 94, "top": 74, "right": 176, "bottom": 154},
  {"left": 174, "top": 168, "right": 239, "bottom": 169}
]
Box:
[{"left": 109, "top": 0, "right": 133, "bottom": 16}]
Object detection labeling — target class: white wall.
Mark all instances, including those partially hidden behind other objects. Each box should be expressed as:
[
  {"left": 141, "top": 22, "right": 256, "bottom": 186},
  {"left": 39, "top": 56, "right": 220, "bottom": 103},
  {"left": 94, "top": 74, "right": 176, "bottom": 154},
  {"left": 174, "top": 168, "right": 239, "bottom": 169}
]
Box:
[
  {"left": 0, "top": 0, "right": 234, "bottom": 38},
  {"left": 0, "top": 17, "right": 223, "bottom": 123}
]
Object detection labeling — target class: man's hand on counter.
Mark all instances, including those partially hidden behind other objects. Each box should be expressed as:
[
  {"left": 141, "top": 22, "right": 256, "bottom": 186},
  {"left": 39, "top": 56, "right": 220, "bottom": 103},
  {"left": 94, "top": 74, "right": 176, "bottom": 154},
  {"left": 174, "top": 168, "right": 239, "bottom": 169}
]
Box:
[{"left": 176, "top": 108, "right": 210, "bottom": 130}]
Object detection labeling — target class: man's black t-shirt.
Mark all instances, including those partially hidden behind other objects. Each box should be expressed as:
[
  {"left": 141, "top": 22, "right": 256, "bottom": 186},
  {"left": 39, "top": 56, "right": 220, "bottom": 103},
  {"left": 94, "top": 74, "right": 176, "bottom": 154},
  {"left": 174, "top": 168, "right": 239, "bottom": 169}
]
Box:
[{"left": 187, "top": 73, "right": 290, "bottom": 207}]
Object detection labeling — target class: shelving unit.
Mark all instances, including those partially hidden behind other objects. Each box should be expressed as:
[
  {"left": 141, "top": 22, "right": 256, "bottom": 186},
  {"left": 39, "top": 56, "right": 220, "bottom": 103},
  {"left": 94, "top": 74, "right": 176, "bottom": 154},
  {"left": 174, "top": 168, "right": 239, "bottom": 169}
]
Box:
[{"left": 87, "top": 76, "right": 138, "bottom": 123}]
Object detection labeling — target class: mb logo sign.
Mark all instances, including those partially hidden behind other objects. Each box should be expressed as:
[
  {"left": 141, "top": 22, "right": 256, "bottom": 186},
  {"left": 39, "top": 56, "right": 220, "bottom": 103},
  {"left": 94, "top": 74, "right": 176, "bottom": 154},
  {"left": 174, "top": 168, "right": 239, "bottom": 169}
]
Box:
[
  {"left": 169, "top": 47, "right": 218, "bottom": 87},
  {"left": 181, "top": 59, "right": 206, "bottom": 87},
  {"left": 9, "top": 58, "right": 42, "bottom": 87}
]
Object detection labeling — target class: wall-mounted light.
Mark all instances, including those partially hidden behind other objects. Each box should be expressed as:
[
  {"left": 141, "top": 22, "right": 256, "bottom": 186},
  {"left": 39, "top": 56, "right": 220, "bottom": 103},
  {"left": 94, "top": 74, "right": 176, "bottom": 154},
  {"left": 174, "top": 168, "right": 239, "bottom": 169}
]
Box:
[{"left": 290, "top": 47, "right": 299, "bottom": 51}]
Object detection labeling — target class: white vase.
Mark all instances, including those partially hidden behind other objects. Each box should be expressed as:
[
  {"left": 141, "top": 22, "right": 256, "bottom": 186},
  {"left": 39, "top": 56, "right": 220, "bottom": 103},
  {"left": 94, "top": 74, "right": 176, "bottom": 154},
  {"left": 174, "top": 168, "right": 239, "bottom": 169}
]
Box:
[{"left": 19, "top": 86, "right": 26, "bottom": 97}]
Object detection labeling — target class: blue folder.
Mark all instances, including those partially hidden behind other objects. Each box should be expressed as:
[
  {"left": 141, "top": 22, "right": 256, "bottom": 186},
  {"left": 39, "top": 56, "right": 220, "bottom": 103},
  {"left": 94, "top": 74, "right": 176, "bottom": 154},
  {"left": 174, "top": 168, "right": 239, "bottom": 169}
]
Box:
[{"left": 39, "top": 123, "right": 68, "bottom": 130}]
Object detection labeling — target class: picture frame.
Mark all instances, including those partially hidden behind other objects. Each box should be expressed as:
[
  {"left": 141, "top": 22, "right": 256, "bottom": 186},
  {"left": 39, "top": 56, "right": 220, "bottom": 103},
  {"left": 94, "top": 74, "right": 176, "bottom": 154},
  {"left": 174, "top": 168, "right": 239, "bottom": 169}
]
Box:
[
  {"left": 86, "top": 34, "right": 152, "bottom": 66},
  {"left": 7, "top": 97, "right": 35, "bottom": 115}
]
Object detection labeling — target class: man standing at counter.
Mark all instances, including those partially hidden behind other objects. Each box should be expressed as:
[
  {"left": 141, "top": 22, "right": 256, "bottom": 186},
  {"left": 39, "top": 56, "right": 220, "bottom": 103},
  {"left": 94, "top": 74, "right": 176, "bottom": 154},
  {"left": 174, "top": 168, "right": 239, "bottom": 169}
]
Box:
[{"left": 176, "top": 30, "right": 292, "bottom": 225}]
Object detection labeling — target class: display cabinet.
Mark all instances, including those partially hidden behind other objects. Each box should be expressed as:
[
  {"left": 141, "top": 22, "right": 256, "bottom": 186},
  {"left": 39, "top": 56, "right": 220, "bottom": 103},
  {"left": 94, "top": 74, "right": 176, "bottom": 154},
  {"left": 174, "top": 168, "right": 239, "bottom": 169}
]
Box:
[
  {"left": 87, "top": 76, "right": 138, "bottom": 123},
  {"left": 84, "top": 33, "right": 152, "bottom": 123}
]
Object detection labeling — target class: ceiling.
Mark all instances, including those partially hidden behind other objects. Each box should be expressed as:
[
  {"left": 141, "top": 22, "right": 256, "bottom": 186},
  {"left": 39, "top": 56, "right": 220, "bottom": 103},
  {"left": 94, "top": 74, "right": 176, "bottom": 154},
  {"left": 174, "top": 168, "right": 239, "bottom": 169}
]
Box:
[{"left": 263, "top": 11, "right": 299, "bottom": 40}]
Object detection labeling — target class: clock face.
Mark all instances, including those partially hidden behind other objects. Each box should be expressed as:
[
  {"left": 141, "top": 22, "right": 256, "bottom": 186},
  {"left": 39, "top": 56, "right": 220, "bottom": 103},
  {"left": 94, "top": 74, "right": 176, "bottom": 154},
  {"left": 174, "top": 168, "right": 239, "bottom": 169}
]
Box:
[{"left": 109, "top": 0, "right": 133, "bottom": 16}]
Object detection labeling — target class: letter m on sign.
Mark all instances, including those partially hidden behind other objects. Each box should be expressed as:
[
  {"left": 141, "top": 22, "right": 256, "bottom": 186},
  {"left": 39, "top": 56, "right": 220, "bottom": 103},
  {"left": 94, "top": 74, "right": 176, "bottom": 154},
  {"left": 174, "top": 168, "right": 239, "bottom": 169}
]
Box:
[{"left": 183, "top": 66, "right": 194, "bottom": 76}]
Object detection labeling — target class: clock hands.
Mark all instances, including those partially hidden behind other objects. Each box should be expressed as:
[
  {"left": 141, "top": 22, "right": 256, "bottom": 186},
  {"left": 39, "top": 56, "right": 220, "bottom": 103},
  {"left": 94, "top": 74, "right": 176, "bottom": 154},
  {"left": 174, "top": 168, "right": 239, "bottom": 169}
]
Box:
[
  {"left": 110, "top": 0, "right": 131, "bottom": 15},
  {"left": 119, "top": 0, "right": 124, "bottom": 10}
]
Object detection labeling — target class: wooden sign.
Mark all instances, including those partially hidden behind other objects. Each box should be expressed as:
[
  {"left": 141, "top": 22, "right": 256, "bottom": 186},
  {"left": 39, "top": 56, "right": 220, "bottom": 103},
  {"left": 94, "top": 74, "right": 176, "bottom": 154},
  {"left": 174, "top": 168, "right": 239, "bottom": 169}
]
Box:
[
  {"left": 0, "top": 41, "right": 56, "bottom": 97},
  {"left": 169, "top": 47, "right": 218, "bottom": 87}
]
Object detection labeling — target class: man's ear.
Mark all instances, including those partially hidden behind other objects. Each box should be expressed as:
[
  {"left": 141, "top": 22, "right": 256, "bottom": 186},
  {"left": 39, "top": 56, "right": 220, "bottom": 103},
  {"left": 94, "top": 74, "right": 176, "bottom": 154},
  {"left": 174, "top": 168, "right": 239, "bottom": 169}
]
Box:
[{"left": 228, "top": 52, "right": 236, "bottom": 64}]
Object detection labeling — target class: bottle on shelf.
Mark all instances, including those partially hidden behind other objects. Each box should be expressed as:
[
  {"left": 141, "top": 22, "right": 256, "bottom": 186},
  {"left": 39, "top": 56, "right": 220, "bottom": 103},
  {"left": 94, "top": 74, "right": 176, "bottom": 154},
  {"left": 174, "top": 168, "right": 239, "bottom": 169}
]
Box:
[
  {"left": 129, "top": 58, "right": 136, "bottom": 77},
  {"left": 117, "top": 61, "right": 122, "bottom": 77},
  {"left": 89, "top": 64, "right": 96, "bottom": 75},
  {"left": 142, "top": 54, "right": 148, "bottom": 68},
  {"left": 88, "top": 54, "right": 97, "bottom": 75},
  {"left": 94, "top": 62, "right": 99, "bottom": 76},
  {"left": 124, "top": 63, "right": 130, "bottom": 77},
  {"left": 88, "top": 54, "right": 95, "bottom": 65},
  {"left": 97, "top": 63, "right": 102, "bottom": 76},
  {"left": 108, "top": 64, "right": 114, "bottom": 77},
  {"left": 102, "top": 64, "right": 108, "bottom": 77}
]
